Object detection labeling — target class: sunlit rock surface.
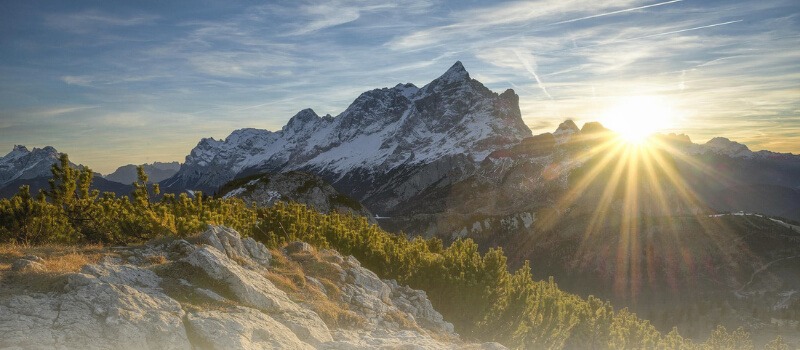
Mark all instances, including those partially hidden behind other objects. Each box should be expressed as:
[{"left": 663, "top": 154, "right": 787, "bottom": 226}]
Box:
[{"left": 0, "top": 226, "right": 504, "bottom": 349}]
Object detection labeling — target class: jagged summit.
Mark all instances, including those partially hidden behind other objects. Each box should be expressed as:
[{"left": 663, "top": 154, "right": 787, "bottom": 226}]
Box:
[
  {"left": 436, "top": 61, "right": 470, "bottom": 84},
  {"left": 4, "top": 145, "right": 30, "bottom": 161},
  {"left": 283, "top": 108, "right": 321, "bottom": 133},
  {"left": 393, "top": 82, "right": 418, "bottom": 96},
  {"left": 163, "top": 62, "right": 532, "bottom": 207},
  {"left": 553, "top": 120, "right": 580, "bottom": 144},
  {"left": 0, "top": 145, "right": 64, "bottom": 189},
  {"left": 10, "top": 145, "right": 29, "bottom": 153},
  {"left": 555, "top": 120, "right": 579, "bottom": 134}
]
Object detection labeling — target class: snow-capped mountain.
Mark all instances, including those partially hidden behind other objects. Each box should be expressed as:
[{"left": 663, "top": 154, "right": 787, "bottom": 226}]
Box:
[
  {"left": 0, "top": 144, "right": 137, "bottom": 199},
  {"left": 702, "top": 137, "right": 755, "bottom": 158},
  {"left": 0, "top": 145, "right": 64, "bottom": 189},
  {"left": 163, "top": 61, "right": 531, "bottom": 211}
]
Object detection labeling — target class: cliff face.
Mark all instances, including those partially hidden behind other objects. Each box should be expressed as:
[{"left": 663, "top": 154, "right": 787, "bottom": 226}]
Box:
[
  {"left": 0, "top": 226, "right": 503, "bottom": 350},
  {"left": 218, "top": 171, "right": 375, "bottom": 223}
]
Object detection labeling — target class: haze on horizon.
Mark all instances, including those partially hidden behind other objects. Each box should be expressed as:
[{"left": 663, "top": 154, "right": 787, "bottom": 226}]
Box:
[{"left": 1, "top": 0, "right": 798, "bottom": 173}]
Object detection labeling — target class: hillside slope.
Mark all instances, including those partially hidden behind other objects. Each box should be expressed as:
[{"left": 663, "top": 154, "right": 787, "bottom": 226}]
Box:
[
  {"left": 217, "top": 171, "right": 374, "bottom": 222},
  {"left": 0, "top": 226, "right": 502, "bottom": 349}
]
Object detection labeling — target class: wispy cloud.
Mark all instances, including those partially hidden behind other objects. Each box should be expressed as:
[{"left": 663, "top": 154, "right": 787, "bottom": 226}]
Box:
[
  {"left": 45, "top": 9, "right": 158, "bottom": 33},
  {"left": 388, "top": 0, "right": 644, "bottom": 50},
  {"left": 512, "top": 49, "right": 553, "bottom": 99},
  {"left": 1, "top": 0, "right": 799, "bottom": 171},
  {"left": 37, "top": 105, "right": 99, "bottom": 117},
  {"left": 61, "top": 75, "right": 94, "bottom": 86}
]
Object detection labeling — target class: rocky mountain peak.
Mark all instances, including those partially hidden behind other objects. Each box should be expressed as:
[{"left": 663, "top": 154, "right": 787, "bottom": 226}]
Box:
[
  {"left": 555, "top": 120, "right": 580, "bottom": 134},
  {"left": 553, "top": 120, "right": 581, "bottom": 144},
  {"left": 284, "top": 108, "right": 320, "bottom": 132},
  {"left": 104, "top": 161, "right": 181, "bottom": 184},
  {"left": 426, "top": 61, "right": 471, "bottom": 88},
  {"left": 0, "top": 145, "right": 66, "bottom": 189},
  {"left": 580, "top": 121, "right": 608, "bottom": 134},
  {"left": 393, "top": 83, "right": 419, "bottom": 99},
  {"left": 3, "top": 145, "right": 30, "bottom": 161},
  {"left": 705, "top": 137, "right": 748, "bottom": 150},
  {"left": 11, "top": 145, "right": 29, "bottom": 153},
  {"left": 704, "top": 137, "right": 753, "bottom": 157},
  {"left": 164, "top": 61, "right": 533, "bottom": 203}
]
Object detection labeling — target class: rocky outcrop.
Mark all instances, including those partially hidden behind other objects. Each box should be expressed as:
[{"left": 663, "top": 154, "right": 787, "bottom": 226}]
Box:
[
  {"left": 0, "top": 226, "right": 503, "bottom": 349},
  {"left": 217, "top": 171, "right": 374, "bottom": 222}
]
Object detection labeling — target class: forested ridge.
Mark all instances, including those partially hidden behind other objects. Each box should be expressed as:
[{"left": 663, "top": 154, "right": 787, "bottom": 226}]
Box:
[{"left": 0, "top": 154, "right": 788, "bottom": 350}]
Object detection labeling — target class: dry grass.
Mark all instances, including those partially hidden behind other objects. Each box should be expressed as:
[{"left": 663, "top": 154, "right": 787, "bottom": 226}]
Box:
[
  {"left": 0, "top": 243, "right": 108, "bottom": 273},
  {"left": 262, "top": 246, "right": 368, "bottom": 329},
  {"left": 42, "top": 253, "right": 93, "bottom": 273},
  {"left": 0, "top": 271, "right": 70, "bottom": 295},
  {"left": 264, "top": 270, "right": 303, "bottom": 293},
  {"left": 144, "top": 254, "right": 168, "bottom": 265},
  {"left": 0, "top": 242, "right": 112, "bottom": 295},
  {"left": 385, "top": 309, "right": 423, "bottom": 332}
]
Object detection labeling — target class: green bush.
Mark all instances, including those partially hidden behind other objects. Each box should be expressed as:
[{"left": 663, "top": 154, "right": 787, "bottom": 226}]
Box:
[{"left": 0, "top": 154, "right": 774, "bottom": 349}]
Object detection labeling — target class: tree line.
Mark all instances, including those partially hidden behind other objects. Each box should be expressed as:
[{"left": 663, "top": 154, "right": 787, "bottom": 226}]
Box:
[{"left": 0, "top": 154, "right": 790, "bottom": 350}]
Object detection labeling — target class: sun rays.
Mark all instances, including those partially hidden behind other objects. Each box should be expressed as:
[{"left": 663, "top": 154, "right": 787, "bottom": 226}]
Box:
[{"left": 549, "top": 132, "right": 749, "bottom": 301}]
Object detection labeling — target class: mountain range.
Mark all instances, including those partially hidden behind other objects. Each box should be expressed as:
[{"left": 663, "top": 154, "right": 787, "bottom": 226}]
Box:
[
  {"left": 104, "top": 161, "right": 180, "bottom": 185},
  {"left": 161, "top": 61, "right": 530, "bottom": 214},
  {"left": 0, "top": 145, "right": 132, "bottom": 198},
  {"left": 156, "top": 61, "right": 800, "bottom": 339},
  {"left": 3, "top": 61, "right": 800, "bottom": 339}
]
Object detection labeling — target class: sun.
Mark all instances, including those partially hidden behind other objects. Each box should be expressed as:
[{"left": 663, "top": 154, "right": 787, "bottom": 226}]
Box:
[{"left": 600, "top": 96, "right": 674, "bottom": 144}]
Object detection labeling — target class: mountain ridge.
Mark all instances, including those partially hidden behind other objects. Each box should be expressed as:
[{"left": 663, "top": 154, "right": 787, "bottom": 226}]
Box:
[
  {"left": 162, "top": 61, "right": 531, "bottom": 213},
  {"left": 104, "top": 161, "right": 180, "bottom": 185}
]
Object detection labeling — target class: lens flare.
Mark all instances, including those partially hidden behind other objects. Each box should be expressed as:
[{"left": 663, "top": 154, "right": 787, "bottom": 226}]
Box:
[
  {"left": 544, "top": 135, "right": 745, "bottom": 301},
  {"left": 601, "top": 96, "right": 674, "bottom": 144}
]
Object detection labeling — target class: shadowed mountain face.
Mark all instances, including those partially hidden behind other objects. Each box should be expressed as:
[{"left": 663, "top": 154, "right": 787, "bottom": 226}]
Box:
[
  {"left": 104, "top": 162, "right": 180, "bottom": 185},
  {"left": 217, "top": 171, "right": 374, "bottom": 222}
]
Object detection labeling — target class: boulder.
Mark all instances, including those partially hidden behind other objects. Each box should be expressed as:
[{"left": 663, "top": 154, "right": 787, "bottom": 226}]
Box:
[
  {"left": 186, "top": 307, "right": 314, "bottom": 350},
  {"left": 198, "top": 225, "right": 271, "bottom": 267},
  {"left": 0, "top": 264, "right": 189, "bottom": 350},
  {"left": 10, "top": 258, "right": 45, "bottom": 273},
  {"left": 182, "top": 246, "right": 333, "bottom": 345}
]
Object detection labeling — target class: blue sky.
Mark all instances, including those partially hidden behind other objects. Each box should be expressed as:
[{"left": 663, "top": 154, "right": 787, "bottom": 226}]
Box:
[{"left": 1, "top": 0, "right": 798, "bottom": 173}]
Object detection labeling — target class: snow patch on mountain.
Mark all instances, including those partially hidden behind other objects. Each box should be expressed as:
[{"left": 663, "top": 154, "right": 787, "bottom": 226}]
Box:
[
  {"left": 164, "top": 61, "right": 532, "bottom": 200},
  {"left": 702, "top": 137, "right": 754, "bottom": 158},
  {"left": 0, "top": 145, "right": 64, "bottom": 189}
]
